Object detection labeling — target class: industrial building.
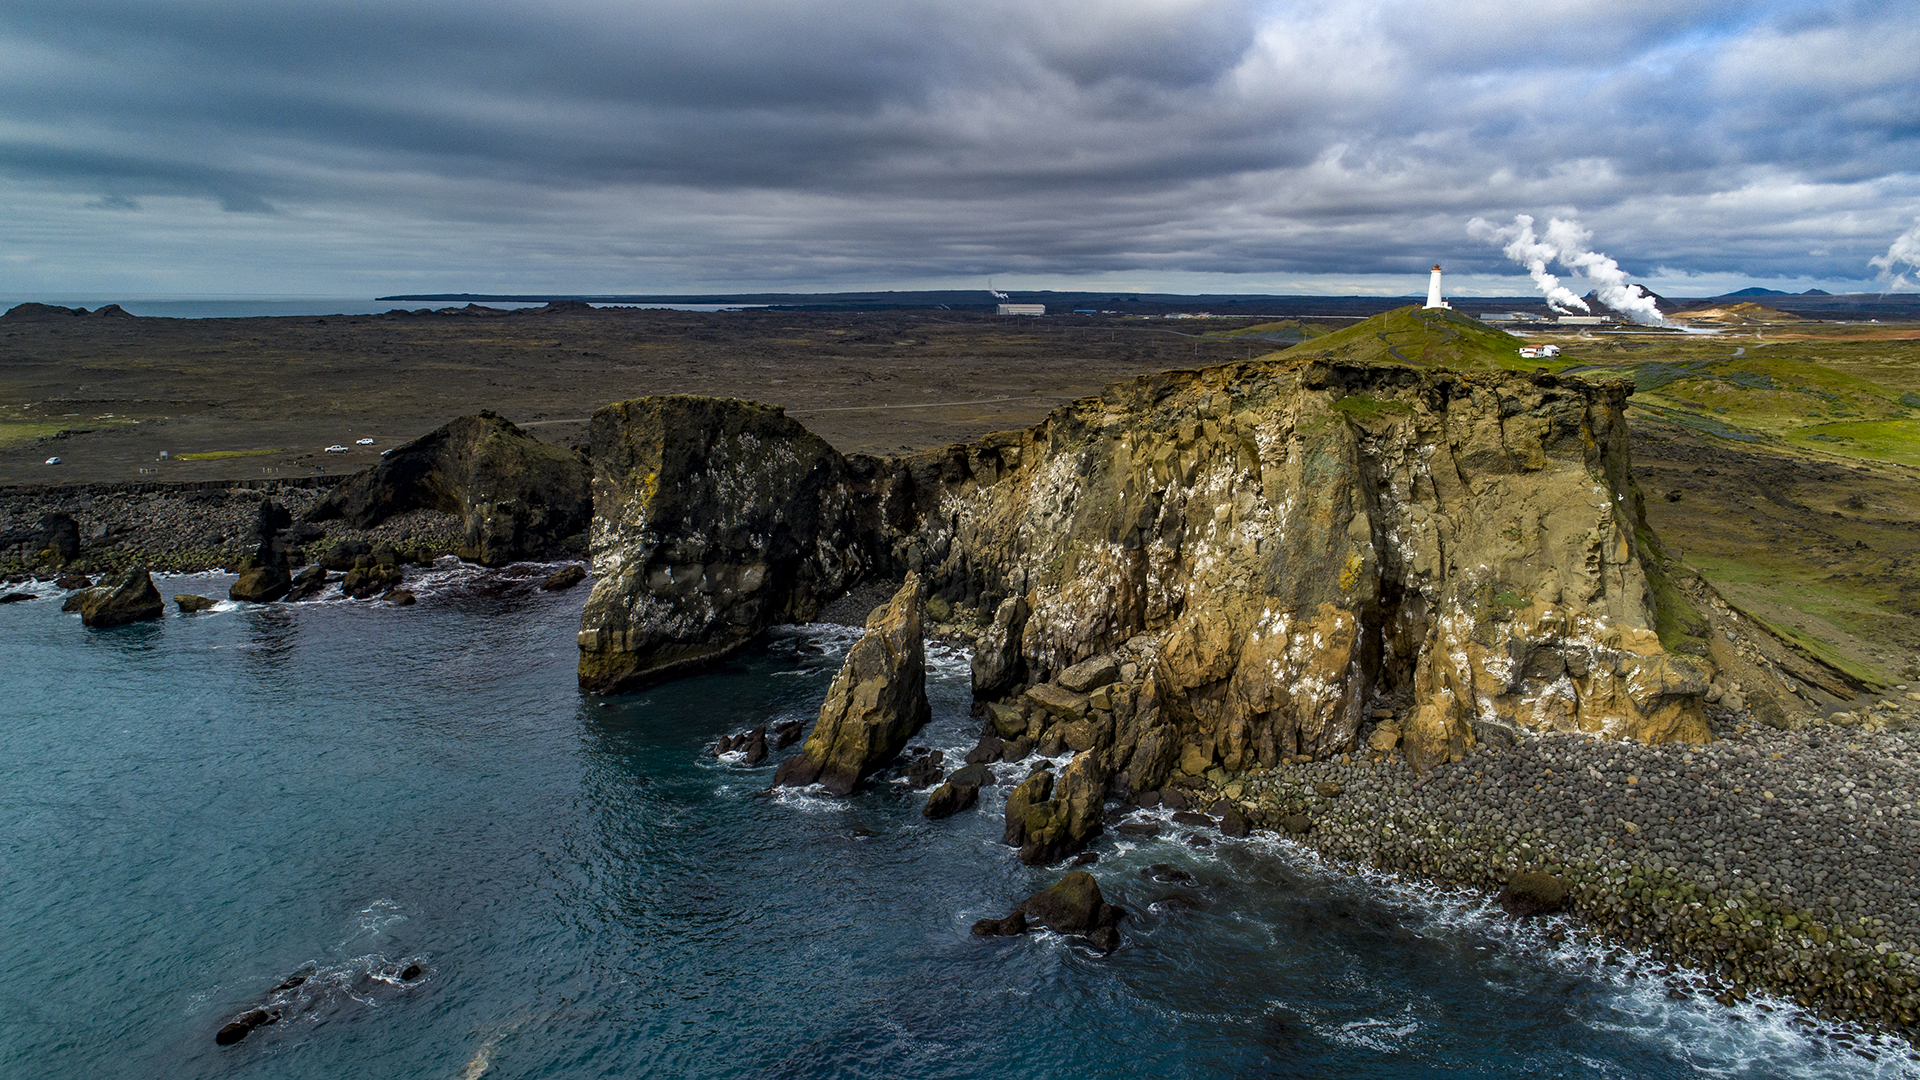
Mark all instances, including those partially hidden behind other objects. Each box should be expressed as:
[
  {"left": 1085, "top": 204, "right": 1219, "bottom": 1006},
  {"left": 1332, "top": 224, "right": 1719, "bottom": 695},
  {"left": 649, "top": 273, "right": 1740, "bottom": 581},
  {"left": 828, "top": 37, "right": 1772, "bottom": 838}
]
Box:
[{"left": 997, "top": 303, "right": 1045, "bottom": 316}]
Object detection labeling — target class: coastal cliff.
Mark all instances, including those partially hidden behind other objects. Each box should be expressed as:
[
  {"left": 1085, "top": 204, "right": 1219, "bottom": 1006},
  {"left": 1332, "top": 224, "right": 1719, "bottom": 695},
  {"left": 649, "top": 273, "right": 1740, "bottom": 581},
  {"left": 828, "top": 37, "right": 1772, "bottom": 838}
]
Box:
[{"left": 577, "top": 355, "right": 1712, "bottom": 767}]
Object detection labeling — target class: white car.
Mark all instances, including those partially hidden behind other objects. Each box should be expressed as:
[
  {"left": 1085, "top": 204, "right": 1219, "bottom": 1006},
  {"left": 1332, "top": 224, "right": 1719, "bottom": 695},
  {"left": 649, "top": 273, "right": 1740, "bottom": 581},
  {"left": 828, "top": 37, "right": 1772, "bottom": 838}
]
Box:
[
  {"left": 356, "top": 438, "right": 374, "bottom": 445},
  {"left": 324, "top": 444, "right": 349, "bottom": 453},
  {"left": 44, "top": 456, "right": 61, "bottom": 465}
]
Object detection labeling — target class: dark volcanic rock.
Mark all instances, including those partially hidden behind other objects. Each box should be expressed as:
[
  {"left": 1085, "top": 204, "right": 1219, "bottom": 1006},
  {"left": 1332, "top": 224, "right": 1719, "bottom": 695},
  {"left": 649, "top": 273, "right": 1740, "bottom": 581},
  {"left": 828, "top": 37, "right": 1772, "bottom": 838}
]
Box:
[
  {"left": 306, "top": 411, "right": 588, "bottom": 567},
  {"left": 905, "top": 749, "right": 946, "bottom": 788},
  {"left": 1218, "top": 804, "right": 1251, "bottom": 838},
  {"left": 577, "top": 396, "right": 869, "bottom": 693},
  {"left": 971, "top": 911, "right": 1027, "bottom": 937},
  {"left": 1003, "top": 769, "right": 1054, "bottom": 847},
  {"left": 214, "top": 1007, "right": 276, "bottom": 1046},
  {"left": 381, "top": 588, "right": 416, "bottom": 606},
  {"left": 539, "top": 564, "right": 587, "bottom": 591},
  {"left": 772, "top": 575, "right": 929, "bottom": 795},
  {"left": 971, "top": 595, "right": 1028, "bottom": 697},
  {"left": 923, "top": 781, "right": 979, "bottom": 819},
  {"left": 284, "top": 564, "right": 327, "bottom": 601},
  {"left": 39, "top": 513, "right": 81, "bottom": 564},
  {"left": 1018, "top": 870, "right": 1126, "bottom": 934},
  {"left": 1498, "top": 871, "right": 1568, "bottom": 918},
  {"left": 0, "top": 591, "right": 34, "bottom": 604},
  {"left": 342, "top": 562, "right": 403, "bottom": 599},
  {"left": 54, "top": 572, "right": 93, "bottom": 591},
  {"left": 79, "top": 567, "right": 164, "bottom": 627},
  {"left": 230, "top": 501, "right": 294, "bottom": 603},
  {"left": 174, "top": 594, "right": 216, "bottom": 613},
  {"left": 948, "top": 762, "right": 996, "bottom": 787}
]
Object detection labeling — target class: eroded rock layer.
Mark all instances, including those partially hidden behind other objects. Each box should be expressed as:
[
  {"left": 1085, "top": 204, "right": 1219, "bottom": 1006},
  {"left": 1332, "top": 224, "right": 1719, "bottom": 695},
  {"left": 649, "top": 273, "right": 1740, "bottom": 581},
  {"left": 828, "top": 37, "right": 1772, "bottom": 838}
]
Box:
[{"left": 580, "top": 358, "right": 1712, "bottom": 769}]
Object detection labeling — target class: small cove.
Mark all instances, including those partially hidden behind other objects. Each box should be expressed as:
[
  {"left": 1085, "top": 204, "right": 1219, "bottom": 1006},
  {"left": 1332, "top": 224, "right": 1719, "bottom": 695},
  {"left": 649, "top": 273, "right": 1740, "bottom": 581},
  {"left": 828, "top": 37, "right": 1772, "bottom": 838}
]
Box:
[{"left": 1, "top": 564, "right": 1913, "bottom": 1079}]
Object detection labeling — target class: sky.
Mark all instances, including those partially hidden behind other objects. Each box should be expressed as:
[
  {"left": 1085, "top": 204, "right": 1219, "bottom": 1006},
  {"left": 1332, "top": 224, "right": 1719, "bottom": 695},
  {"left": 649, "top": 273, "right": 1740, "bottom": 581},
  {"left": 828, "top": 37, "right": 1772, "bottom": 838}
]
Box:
[{"left": 2, "top": 0, "right": 1917, "bottom": 299}]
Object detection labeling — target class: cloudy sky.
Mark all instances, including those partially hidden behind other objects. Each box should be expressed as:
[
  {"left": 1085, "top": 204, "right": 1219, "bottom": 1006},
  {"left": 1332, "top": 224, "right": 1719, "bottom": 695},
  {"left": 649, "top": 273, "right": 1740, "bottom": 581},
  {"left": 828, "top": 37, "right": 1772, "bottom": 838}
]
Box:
[{"left": 2, "top": 0, "right": 1917, "bottom": 298}]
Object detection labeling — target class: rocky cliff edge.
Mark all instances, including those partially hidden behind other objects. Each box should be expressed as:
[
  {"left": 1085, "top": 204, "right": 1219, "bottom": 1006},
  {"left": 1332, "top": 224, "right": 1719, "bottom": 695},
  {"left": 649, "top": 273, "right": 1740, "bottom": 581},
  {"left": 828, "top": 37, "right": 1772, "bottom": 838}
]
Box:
[{"left": 578, "top": 357, "right": 1715, "bottom": 767}]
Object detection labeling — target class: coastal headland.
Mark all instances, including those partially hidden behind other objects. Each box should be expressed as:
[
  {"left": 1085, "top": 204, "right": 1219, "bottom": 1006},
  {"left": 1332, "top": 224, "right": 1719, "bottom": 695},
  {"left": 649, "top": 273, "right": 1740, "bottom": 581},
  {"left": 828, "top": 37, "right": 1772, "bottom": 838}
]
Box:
[{"left": 9, "top": 299, "right": 1920, "bottom": 1036}]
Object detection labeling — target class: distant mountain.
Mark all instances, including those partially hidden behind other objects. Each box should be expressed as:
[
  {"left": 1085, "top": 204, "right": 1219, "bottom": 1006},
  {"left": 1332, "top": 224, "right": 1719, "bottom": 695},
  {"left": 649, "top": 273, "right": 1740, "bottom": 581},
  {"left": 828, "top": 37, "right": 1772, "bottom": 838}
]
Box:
[
  {"left": 1581, "top": 287, "right": 1683, "bottom": 316},
  {"left": 1801, "top": 289, "right": 1831, "bottom": 296},
  {"left": 1724, "top": 287, "right": 1789, "bottom": 297}
]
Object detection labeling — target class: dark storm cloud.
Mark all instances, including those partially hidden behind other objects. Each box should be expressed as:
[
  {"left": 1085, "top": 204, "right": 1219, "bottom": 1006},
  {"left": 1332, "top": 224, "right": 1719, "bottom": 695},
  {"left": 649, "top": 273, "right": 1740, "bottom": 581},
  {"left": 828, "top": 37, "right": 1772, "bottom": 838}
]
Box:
[{"left": 1, "top": 0, "right": 1916, "bottom": 293}]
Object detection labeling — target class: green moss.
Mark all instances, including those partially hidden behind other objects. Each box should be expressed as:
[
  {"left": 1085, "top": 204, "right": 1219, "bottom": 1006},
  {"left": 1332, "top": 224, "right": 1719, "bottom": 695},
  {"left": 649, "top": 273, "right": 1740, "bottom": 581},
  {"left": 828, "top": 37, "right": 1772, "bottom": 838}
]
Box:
[{"left": 1634, "top": 520, "right": 1709, "bottom": 657}]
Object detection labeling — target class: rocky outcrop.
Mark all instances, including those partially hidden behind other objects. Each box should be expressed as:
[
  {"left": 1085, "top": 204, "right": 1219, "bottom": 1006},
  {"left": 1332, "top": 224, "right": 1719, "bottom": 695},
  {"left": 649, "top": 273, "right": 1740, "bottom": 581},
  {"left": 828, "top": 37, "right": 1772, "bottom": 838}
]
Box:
[
  {"left": 229, "top": 501, "right": 293, "bottom": 603},
  {"left": 583, "top": 354, "right": 1715, "bottom": 781},
  {"left": 175, "top": 594, "right": 216, "bottom": 613},
  {"left": 79, "top": 567, "right": 164, "bottom": 627},
  {"left": 305, "top": 411, "right": 588, "bottom": 567},
  {"left": 577, "top": 396, "right": 872, "bottom": 693},
  {"left": 772, "top": 575, "right": 930, "bottom": 795}
]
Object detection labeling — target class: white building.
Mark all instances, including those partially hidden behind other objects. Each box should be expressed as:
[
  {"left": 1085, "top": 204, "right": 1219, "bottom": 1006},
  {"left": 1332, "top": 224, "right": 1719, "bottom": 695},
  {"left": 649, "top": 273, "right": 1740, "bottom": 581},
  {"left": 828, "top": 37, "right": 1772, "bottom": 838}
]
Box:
[
  {"left": 1519, "top": 345, "right": 1561, "bottom": 359},
  {"left": 997, "top": 303, "right": 1045, "bottom": 316},
  {"left": 1424, "top": 265, "right": 1449, "bottom": 309}
]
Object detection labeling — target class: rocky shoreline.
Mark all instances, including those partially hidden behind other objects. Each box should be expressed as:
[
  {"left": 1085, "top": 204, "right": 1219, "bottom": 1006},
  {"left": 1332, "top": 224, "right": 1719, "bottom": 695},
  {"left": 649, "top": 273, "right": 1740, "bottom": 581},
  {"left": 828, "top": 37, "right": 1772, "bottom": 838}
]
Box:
[
  {"left": 0, "top": 480, "right": 467, "bottom": 580},
  {"left": 1138, "top": 717, "right": 1920, "bottom": 1034}
]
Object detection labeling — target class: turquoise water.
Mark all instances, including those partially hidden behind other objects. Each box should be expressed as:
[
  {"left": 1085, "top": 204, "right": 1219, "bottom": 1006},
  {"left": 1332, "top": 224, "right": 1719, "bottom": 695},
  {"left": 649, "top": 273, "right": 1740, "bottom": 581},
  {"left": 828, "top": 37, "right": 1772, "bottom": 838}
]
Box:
[{"left": 1, "top": 561, "right": 1913, "bottom": 1079}]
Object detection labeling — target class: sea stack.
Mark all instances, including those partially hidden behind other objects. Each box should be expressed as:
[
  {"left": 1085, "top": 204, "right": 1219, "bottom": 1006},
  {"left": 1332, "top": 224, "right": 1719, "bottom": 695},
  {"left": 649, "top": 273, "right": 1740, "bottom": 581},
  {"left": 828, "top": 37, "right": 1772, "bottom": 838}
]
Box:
[{"left": 772, "top": 574, "right": 930, "bottom": 795}]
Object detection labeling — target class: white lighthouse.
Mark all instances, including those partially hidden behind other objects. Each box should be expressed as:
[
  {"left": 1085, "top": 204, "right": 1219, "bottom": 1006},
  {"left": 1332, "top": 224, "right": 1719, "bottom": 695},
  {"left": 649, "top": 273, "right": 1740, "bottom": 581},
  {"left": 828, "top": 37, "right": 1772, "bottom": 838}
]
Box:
[{"left": 1425, "top": 265, "right": 1449, "bottom": 309}]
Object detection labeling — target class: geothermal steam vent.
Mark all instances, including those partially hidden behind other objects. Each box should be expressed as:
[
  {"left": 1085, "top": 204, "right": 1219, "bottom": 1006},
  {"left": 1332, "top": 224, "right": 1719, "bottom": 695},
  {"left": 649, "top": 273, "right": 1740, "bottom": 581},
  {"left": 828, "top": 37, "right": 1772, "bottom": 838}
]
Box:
[{"left": 577, "top": 356, "right": 1709, "bottom": 779}]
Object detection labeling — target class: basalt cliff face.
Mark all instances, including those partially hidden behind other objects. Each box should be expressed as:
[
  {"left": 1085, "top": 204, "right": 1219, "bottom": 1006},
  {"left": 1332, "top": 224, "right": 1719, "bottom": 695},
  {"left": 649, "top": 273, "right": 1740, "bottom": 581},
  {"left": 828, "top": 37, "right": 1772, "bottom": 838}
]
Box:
[{"left": 578, "top": 358, "right": 1712, "bottom": 773}]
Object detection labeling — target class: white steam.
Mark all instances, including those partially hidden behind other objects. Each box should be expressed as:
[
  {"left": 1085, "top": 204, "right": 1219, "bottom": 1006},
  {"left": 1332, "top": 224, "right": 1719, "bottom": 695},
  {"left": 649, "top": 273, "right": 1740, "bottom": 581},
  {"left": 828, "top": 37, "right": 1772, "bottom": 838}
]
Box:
[
  {"left": 1468, "top": 214, "right": 1666, "bottom": 326},
  {"left": 1467, "top": 215, "right": 1588, "bottom": 314},
  {"left": 1869, "top": 217, "right": 1920, "bottom": 293}
]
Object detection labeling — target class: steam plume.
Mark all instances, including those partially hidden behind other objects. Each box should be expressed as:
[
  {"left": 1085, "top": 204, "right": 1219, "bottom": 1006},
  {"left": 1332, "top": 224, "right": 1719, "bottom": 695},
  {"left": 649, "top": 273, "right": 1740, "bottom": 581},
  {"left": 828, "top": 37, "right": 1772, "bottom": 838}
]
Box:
[
  {"left": 1469, "top": 214, "right": 1666, "bottom": 325},
  {"left": 1467, "top": 215, "right": 1588, "bottom": 313},
  {"left": 1870, "top": 217, "right": 1920, "bottom": 293}
]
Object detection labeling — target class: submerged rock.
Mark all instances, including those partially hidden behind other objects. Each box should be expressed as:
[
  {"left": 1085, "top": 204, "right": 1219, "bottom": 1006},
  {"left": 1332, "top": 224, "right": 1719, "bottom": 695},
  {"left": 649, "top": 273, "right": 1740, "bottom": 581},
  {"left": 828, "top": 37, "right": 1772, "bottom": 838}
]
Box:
[
  {"left": 923, "top": 781, "right": 979, "bottom": 819},
  {"left": 539, "top": 564, "right": 587, "bottom": 591},
  {"left": 772, "top": 575, "right": 930, "bottom": 795},
  {"left": 284, "top": 564, "right": 328, "bottom": 602},
  {"left": 174, "top": 594, "right": 216, "bottom": 614},
  {"left": 79, "top": 568, "right": 164, "bottom": 627},
  {"left": 0, "top": 591, "right": 34, "bottom": 604},
  {"left": 305, "top": 411, "right": 589, "bottom": 567},
  {"left": 1018, "top": 870, "right": 1126, "bottom": 940}
]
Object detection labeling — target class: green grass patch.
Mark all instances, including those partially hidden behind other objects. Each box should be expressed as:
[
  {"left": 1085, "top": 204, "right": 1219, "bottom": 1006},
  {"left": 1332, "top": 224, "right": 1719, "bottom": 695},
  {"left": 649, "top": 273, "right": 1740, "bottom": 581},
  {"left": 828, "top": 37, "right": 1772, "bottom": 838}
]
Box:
[
  {"left": 1290, "top": 306, "right": 1534, "bottom": 371},
  {"left": 1785, "top": 420, "right": 1920, "bottom": 467},
  {"left": 175, "top": 447, "right": 289, "bottom": 461},
  {"left": 1331, "top": 394, "right": 1415, "bottom": 422},
  {"left": 1733, "top": 605, "right": 1886, "bottom": 689},
  {"left": 0, "top": 421, "right": 73, "bottom": 448}
]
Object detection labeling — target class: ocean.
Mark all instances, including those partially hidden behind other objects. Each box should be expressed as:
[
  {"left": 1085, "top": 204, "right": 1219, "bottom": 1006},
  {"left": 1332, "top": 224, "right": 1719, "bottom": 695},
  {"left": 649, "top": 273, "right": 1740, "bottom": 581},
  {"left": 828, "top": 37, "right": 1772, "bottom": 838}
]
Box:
[
  {"left": 0, "top": 299, "right": 757, "bottom": 319},
  {"left": 1, "top": 561, "right": 1912, "bottom": 1079}
]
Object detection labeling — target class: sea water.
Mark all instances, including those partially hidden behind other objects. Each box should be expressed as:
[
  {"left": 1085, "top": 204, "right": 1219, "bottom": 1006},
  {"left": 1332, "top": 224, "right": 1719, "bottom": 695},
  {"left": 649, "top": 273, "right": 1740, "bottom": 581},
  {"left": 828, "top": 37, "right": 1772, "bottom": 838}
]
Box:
[{"left": 1, "top": 561, "right": 1913, "bottom": 1079}]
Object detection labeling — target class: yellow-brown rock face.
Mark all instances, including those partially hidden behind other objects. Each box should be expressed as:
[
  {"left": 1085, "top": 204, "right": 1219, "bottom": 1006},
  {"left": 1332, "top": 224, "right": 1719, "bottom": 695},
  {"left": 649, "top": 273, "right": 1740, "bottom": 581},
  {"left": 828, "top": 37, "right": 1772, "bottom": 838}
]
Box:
[{"left": 581, "top": 358, "right": 1711, "bottom": 769}]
